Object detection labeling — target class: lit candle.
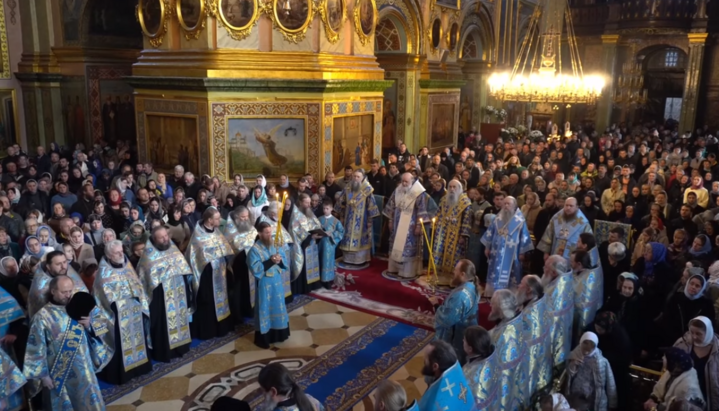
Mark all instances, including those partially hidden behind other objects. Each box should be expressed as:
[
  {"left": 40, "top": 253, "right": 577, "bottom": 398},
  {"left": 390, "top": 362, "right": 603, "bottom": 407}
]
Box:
[
  {"left": 275, "top": 192, "right": 288, "bottom": 246},
  {"left": 419, "top": 218, "right": 434, "bottom": 280}
]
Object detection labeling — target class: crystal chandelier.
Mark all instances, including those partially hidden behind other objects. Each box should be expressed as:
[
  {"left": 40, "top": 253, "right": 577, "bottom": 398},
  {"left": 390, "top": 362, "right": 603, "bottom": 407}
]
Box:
[
  {"left": 613, "top": 61, "right": 648, "bottom": 107},
  {"left": 488, "top": 0, "right": 605, "bottom": 104}
]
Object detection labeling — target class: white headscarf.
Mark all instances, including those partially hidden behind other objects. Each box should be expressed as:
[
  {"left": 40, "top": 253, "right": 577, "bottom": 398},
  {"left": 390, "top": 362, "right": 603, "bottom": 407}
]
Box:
[
  {"left": 691, "top": 316, "right": 714, "bottom": 348},
  {"left": 684, "top": 271, "right": 707, "bottom": 301},
  {"left": 551, "top": 393, "right": 573, "bottom": 411},
  {"left": 580, "top": 331, "right": 599, "bottom": 358},
  {"left": 708, "top": 261, "right": 719, "bottom": 286}
]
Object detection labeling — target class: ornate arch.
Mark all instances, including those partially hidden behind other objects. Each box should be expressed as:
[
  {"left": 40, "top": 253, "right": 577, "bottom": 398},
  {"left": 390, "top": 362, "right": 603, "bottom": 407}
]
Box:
[
  {"left": 375, "top": 13, "right": 409, "bottom": 53},
  {"left": 459, "top": 0, "right": 494, "bottom": 62},
  {"left": 376, "top": 0, "right": 423, "bottom": 55}
]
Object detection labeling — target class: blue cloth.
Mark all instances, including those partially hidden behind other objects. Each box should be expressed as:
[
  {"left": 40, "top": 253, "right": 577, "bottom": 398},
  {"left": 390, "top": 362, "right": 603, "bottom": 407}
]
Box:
[
  {"left": 419, "top": 361, "right": 476, "bottom": 411},
  {"left": 644, "top": 242, "right": 667, "bottom": 279},
  {"left": 50, "top": 193, "right": 77, "bottom": 211},
  {"left": 434, "top": 282, "right": 478, "bottom": 365},
  {"left": 318, "top": 215, "right": 344, "bottom": 282},
  {"left": 247, "top": 241, "right": 289, "bottom": 334},
  {"left": 481, "top": 209, "right": 534, "bottom": 291},
  {"left": 0, "top": 286, "right": 24, "bottom": 338}
]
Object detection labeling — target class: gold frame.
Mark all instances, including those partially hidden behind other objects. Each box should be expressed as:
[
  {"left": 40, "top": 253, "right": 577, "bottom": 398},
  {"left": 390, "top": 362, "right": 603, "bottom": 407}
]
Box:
[
  {"left": 328, "top": 112, "right": 377, "bottom": 174},
  {"left": 137, "top": 0, "right": 170, "bottom": 48},
  {"left": 0, "top": 89, "right": 19, "bottom": 146},
  {"left": 428, "top": 17, "right": 442, "bottom": 53},
  {"left": 319, "top": 0, "right": 345, "bottom": 44},
  {"left": 353, "top": 0, "right": 377, "bottom": 46},
  {"left": 213, "top": 0, "right": 260, "bottom": 41},
  {"left": 446, "top": 20, "right": 459, "bottom": 54},
  {"left": 176, "top": 0, "right": 207, "bottom": 40},
  {"left": 263, "top": 0, "right": 315, "bottom": 44},
  {"left": 143, "top": 112, "right": 202, "bottom": 174},
  {"left": 0, "top": 0, "right": 10, "bottom": 79}
]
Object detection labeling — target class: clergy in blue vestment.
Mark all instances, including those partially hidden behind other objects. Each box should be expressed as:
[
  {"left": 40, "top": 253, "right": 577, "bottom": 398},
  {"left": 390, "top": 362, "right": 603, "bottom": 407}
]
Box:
[
  {"left": 94, "top": 240, "right": 152, "bottom": 385},
  {"left": 258, "top": 202, "right": 294, "bottom": 300},
  {"left": 288, "top": 194, "right": 323, "bottom": 295},
  {"left": 432, "top": 180, "right": 472, "bottom": 283},
  {"left": 537, "top": 198, "right": 592, "bottom": 260},
  {"left": 0, "top": 285, "right": 26, "bottom": 411},
  {"left": 489, "top": 289, "right": 528, "bottom": 411},
  {"left": 24, "top": 276, "right": 113, "bottom": 411},
  {"left": 462, "top": 325, "right": 500, "bottom": 411},
  {"left": 318, "top": 201, "right": 344, "bottom": 288},
  {"left": 517, "top": 275, "right": 553, "bottom": 397},
  {"left": 418, "top": 340, "right": 475, "bottom": 411},
  {"left": 543, "top": 255, "right": 574, "bottom": 370},
  {"left": 334, "top": 170, "right": 380, "bottom": 267},
  {"left": 570, "top": 250, "right": 603, "bottom": 343},
  {"left": 27, "top": 252, "right": 88, "bottom": 318},
  {"left": 248, "top": 222, "right": 290, "bottom": 349},
  {"left": 0, "top": 347, "right": 25, "bottom": 411},
  {"left": 383, "top": 173, "right": 432, "bottom": 279},
  {"left": 481, "top": 196, "right": 533, "bottom": 295},
  {"left": 431, "top": 259, "right": 479, "bottom": 365}
]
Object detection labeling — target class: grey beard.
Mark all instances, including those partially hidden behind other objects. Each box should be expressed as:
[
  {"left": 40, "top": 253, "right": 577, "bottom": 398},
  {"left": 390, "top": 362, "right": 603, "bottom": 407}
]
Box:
[
  {"left": 302, "top": 206, "right": 314, "bottom": 218},
  {"left": 498, "top": 208, "right": 513, "bottom": 223},
  {"left": 487, "top": 308, "right": 501, "bottom": 322},
  {"left": 446, "top": 191, "right": 460, "bottom": 208},
  {"left": 237, "top": 220, "right": 254, "bottom": 232},
  {"left": 351, "top": 181, "right": 361, "bottom": 192},
  {"left": 541, "top": 273, "right": 553, "bottom": 287}
]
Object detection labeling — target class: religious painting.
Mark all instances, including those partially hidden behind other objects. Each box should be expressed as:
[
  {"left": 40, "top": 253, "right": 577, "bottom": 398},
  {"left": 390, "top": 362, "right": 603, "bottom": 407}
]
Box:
[
  {"left": 220, "top": 0, "right": 256, "bottom": 28},
  {"left": 227, "top": 118, "right": 306, "bottom": 178},
  {"left": 139, "top": 0, "right": 164, "bottom": 35},
  {"left": 327, "top": 0, "right": 343, "bottom": 31},
  {"left": 146, "top": 115, "right": 199, "bottom": 174},
  {"left": 275, "top": 0, "right": 311, "bottom": 31},
  {"left": 430, "top": 19, "right": 442, "bottom": 49},
  {"left": 429, "top": 103, "right": 455, "bottom": 149},
  {"left": 448, "top": 22, "right": 459, "bottom": 51},
  {"left": 332, "top": 114, "right": 374, "bottom": 174},
  {"left": 382, "top": 80, "right": 398, "bottom": 150},
  {"left": 0, "top": 90, "right": 18, "bottom": 149},
  {"left": 60, "top": 77, "right": 88, "bottom": 146},
  {"left": 358, "top": 0, "right": 374, "bottom": 36},
  {"left": 460, "top": 80, "right": 473, "bottom": 133},
  {"left": 178, "top": 0, "right": 203, "bottom": 29},
  {"left": 61, "top": 0, "right": 84, "bottom": 43},
  {"left": 88, "top": 0, "right": 142, "bottom": 40},
  {"left": 99, "top": 80, "right": 136, "bottom": 143}
]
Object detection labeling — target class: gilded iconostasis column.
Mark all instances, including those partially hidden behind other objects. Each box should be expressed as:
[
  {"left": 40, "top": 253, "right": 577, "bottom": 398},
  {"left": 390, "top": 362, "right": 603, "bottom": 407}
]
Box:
[{"left": 679, "top": 32, "right": 708, "bottom": 133}]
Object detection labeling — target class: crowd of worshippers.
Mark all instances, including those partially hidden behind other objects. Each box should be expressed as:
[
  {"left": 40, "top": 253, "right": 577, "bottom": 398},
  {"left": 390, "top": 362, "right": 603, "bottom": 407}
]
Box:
[{"left": 0, "top": 141, "right": 350, "bottom": 411}]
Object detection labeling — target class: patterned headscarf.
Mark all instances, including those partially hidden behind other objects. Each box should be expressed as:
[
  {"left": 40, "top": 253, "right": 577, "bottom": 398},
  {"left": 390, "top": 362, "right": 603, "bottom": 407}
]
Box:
[
  {"left": 644, "top": 242, "right": 667, "bottom": 279},
  {"left": 665, "top": 347, "right": 693, "bottom": 374},
  {"left": 689, "top": 234, "right": 712, "bottom": 257}
]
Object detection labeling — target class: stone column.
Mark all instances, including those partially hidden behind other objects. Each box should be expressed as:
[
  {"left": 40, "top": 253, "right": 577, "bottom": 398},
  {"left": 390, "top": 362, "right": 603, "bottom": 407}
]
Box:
[
  {"left": 595, "top": 34, "right": 619, "bottom": 132},
  {"left": 679, "top": 33, "right": 708, "bottom": 133},
  {"left": 462, "top": 61, "right": 491, "bottom": 132}
]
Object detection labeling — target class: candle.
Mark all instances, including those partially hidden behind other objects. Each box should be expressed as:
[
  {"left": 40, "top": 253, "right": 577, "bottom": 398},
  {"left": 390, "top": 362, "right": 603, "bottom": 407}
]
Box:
[
  {"left": 419, "top": 218, "right": 434, "bottom": 281},
  {"left": 429, "top": 217, "right": 438, "bottom": 282},
  {"left": 275, "top": 192, "right": 288, "bottom": 246}
]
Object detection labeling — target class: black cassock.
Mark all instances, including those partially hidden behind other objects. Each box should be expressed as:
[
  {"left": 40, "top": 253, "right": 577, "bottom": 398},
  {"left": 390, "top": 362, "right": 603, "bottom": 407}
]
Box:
[
  {"left": 230, "top": 250, "right": 254, "bottom": 321},
  {"left": 98, "top": 302, "right": 153, "bottom": 385},
  {"left": 190, "top": 263, "right": 233, "bottom": 340},
  {"left": 290, "top": 236, "right": 322, "bottom": 296},
  {"left": 148, "top": 277, "right": 193, "bottom": 362}
]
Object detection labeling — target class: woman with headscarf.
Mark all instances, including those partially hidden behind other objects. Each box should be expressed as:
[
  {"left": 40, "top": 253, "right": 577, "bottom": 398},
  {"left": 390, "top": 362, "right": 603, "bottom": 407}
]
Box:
[
  {"left": 47, "top": 202, "right": 67, "bottom": 235},
  {"left": 36, "top": 225, "right": 58, "bottom": 251},
  {"left": 632, "top": 227, "right": 658, "bottom": 266},
  {"left": 539, "top": 394, "right": 573, "bottom": 411},
  {"left": 120, "top": 221, "right": 148, "bottom": 256},
  {"left": 587, "top": 312, "right": 633, "bottom": 409},
  {"left": 606, "top": 200, "right": 626, "bottom": 222},
  {"left": 107, "top": 188, "right": 124, "bottom": 214},
  {"left": 93, "top": 228, "right": 116, "bottom": 262},
  {"left": 155, "top": 173, "right": 174, "bottom": 202},
  {"left": 19, "top": 236, "right": 49, "bottom": 267},
  {"left": 689, "top": 234, "right": 714, "bottom": 270},
  {"left": 166, "top": 205, "right": 191, "bottom": 252},
  {"left": 600, "top": 273, "right": 645, "bottom": 359},
  {"left": 645, "top": 347, "right": 705, "bottom": 411},
  {"left": 220, "top": 195, "right": 237, "bottom": 220},
  {"left": 580, "top": 193, "right": 604, "bottom": 229},
  {"left": 68, "top": 226, "right": 95, "bottom": 269},
  {"left": 0, "top": 256, "right": 30, "bottom": 309},
  {"left": 673, "top": 316, "right": 719, "bottom": 410},
  {"left": 633, "top": 242, "right": 675, "bottom": 321},
  {"left": 181, "top": 199, "right": 198, "bottom": 232},
  {"left": 145, "top": 198, "right": 167, "bottom": 226},
  {"left": 668, "top": 229, "right": 690, "bottom": 273},
  {"left": 564, "top": 331, "right": 617, "bottom": 411},
  {"left": 658, "top": 270, "right": 716, "bottom": 350},
  {"left": 247, "top": 183, "right": 268, "bottom": 224}
]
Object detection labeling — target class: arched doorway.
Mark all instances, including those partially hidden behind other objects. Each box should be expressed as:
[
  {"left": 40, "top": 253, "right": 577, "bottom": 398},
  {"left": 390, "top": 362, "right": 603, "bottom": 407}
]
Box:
[{"left": 640, "top": 46, "right": 687, "bottom": 124}]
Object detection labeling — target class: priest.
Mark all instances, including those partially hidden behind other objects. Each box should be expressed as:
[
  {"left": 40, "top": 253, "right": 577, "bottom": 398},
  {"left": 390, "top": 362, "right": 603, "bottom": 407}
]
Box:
[
  {"left": 94, "top": 239, "right": 152, "bottom": 384},
  {"left": 224, "top": 206, "right": 258, "bottom": 319},
  {"left": 481, "top": 196, "right": 533, "bottom": 296},
  {"left": 432, "top": 179, "right": 472, "bottom": 283},
  {"left": 24, "top": 276, "right": 112, "bottom": 411},
  {"left": 257, "top": 202, "right": 294, "bottom": 301},
  {"left": 489, "top": 289, "right": 528, "bottom": 411},
  {"left": 27, "top": 251, "right": 88, "bottom": 318},
  {"left": 334, "top": 169, "right": 380, "bottom": 268},
  {"left": 418, "top": 340, "right": 475, "bottom": 411},
  {"left": 570, "top": 250, "right": 603, "bottom": 342},
  {"left": 383, "top": 173, "right": 432, "bottom": 279},
  {"left": 517, "top": 274, "right": 552, "bottom": 396},
  {"left": 248, "top": 222, "right": 290, "bottom": 348},
  {"left": 543, "top": 255, "right": 574, "bottom": 369},
  {"left": 288, "top": 194, "right": 323, "bottom": 295},
  {"left": 537, "top": 197, "right": 592, "bottom": 260},
  {"left": 137, "top": 226, "right": 193, "bottom": 362},
  {"left": 0, "top": 284, "right": 26, "bottom": 411},
  {"left": 318, "top": 200, "right": 344, "bottom": 288},
  {"left": 461, "top": 325, "right": 500, "bottom": 410},
  {"left": 186, "top": 207, "right": 235, "bottom": 339},
  {"left": 0, "top": 348, "right": 25, "bottom": 411}
]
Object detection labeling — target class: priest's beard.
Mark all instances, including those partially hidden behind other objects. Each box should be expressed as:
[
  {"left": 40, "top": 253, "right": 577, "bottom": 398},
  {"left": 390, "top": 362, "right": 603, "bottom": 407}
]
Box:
[
  {"left": 563, "top": 210, "right": 577, "bottom": 221},
  {"left": 155, "top": 240, "right": 171, "bottom": 252},
  {"left": 421, "top": 363, "right": 437, "bottom": 385},
  {"left": 446, "top": 191, "right": 460, "bottom": 208},
  {"left": 350, "top": 181, "right": 361, "bottom": 192},
  {"left": 541, "top": 273, "right": 554, "bottom": 287},
  {"left": 498, "top": 208, "right": 513, "bottom": 222},
  {"left": 487, "top": 307, "right": 502, "bottom": 322},
  {"left": 516, "top": 289, "right": 529, "bottom": 306},
  {"left": 395, "top": 185, "right": 409, "bottom": 206},
  {"left": 261, "top": 238, "right": 273, "bottom": 248},
  {"left": 302, "top": 206, "right": 314, "bottom": 218},
  {"left": 237, "top": 220, "right": 254, "bottom": 233}
]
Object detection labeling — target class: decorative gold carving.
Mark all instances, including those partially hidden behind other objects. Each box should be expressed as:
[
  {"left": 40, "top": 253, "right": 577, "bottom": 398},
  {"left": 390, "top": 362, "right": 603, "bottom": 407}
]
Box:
[
  {"left": 688, "top": 32, "right": 709, "bottom": 43},
  {"left": 137, "top": 0, "right": 170, "bottom": 48},
  {"left": 432, "top": 0, "right": 460, "bottom": 11},
  {"left": 177, "top": 0, "right": 207, "bottom": 40},
  {"left": 617, "top": 27, "right": 684, "bottom": 36},
  {"left": 446, "top": 17, "right": 459, "bottom": 55},
  {"left": 6, "top": 0, "right": 16, "bottom": 25},
  {"left": 215, "top": 0, "right": 260, "bottom": 41},
  {"left": 376, "top": 0, "right": 417, "bottom": 54},
  {"left": 262, "top": 0, "right": 314, "bottom": 43},
  {"left": 0, "top": 0, "right": 10, "bottom": 78},
  {"left": 319, "top": 0, "right": 346, "bottom": 44},
  {"left": 353, "top": 0, "right": 377, "bottom": 46},
  {"left": 427, "top": 14, "right": 442, "bottom": 55}
]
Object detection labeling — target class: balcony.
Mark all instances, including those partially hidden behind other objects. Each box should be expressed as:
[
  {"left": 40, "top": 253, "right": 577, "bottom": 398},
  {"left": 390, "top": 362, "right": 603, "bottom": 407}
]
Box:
[{"left": 619, "top": 0, "right": 697, "bottom": 30}]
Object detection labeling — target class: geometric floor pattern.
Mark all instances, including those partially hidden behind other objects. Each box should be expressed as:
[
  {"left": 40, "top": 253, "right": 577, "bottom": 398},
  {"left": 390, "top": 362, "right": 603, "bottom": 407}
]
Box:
[{"left": 107, "top": 300, "right": 429, "bottom": 411}]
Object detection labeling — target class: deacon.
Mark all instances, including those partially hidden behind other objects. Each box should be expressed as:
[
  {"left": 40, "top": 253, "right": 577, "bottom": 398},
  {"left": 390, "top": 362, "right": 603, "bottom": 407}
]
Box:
[
  {"left": 137, "top": 226, "right": 194, "bottom": 362},
  {"left": 418, "top": 340, "right": 475, "bottom": 411},
  {"left": 537, "top": 197, "right": 592, "bottom": 260},
  {"left": 462, "top": 325, "right": 500, "bottom": 410},
  {"left": 186, "top": 207, "right": 235, "bottom": 339},
  {"left": 0, "top": 284, "right": 26, "bottom": 411},
  {"left": 481, "top": 195, "right": 533, "bottom": 296},
  {"left": 0, "top": 348, "right": 25, "bottom": 411},
  {"left": 94, "top": 240, "right": 152, "bottom": 384},
  {"left": 489, "top": 289, "right": 528, "bottom": 411},
  {"left": 288, "top": 194, "right": 323, "bottom": 295},
  {"left": 570, "top": 250, "right": 603, "bottom": 340},
  {"left": 543, "top": 255, "right": 575, "bottom": 368},
  {"left": 517, "top": 274, "right": 553, "bottom": 396},
  {"left": 248, "top": 222, "right": 290, "bottom": 349},
  {"left": 257, "top": 201, "right": 294, "bottom": 300},
  {"left": 432, "top": 179, "right": 472, "bottom": 283},
  {"left": 27, "top": 251, "right": 88, "bottom": 318},
  {"left": 429, "top": 259, "right": 479, "bottom": 365},
  {"left": 383, "top": 173, "right": 432, "bottom": 279},
  {"left": 318, "top": 200, "right": 344, "bottom": 288},
  {"left": 224, "top": 206, "right": 258, "bottom": 318},
  {"left": 334, "top": 170, "right": 380, "bottom": 268},
  {"left": 24, "top": 276, "right": 112, "bottom": 411}
]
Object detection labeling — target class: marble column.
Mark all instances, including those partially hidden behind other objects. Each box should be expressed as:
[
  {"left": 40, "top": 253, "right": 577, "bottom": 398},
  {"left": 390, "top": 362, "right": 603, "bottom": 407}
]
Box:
[{"left": 679, "top": 33, "right": 708, "bottom": 133}]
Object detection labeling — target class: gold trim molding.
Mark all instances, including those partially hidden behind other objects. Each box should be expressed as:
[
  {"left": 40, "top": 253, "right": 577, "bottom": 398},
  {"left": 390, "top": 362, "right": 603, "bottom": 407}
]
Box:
[
  {"left": 688, "top": 32, "right": 709, "bottom": 43},
  {"left": 0, "top": 0, "right": 10, "bottom": 79},
  {"left": 137, "top": 0, "right": 171, "bottom": 48},
  {"left": 427, "top": 12, "right": 442, "bottom": 55},
  {"left": 177, "top": 0, "right": 208, "bottom": 40},
  {"left": 213, "top": 0, "right": 260, "bottom": 41},
  {"left": 319, "top": 0, "right": 346, "bottom": 44},
  {"left": 446, "top": 17, "right": 459, "bottom": 56},
  {"left": 353, "top": 0, "right": 377, "bottom": 46},
  {"left": 262, "top": 0, "right": 315, "bottom": 43}
]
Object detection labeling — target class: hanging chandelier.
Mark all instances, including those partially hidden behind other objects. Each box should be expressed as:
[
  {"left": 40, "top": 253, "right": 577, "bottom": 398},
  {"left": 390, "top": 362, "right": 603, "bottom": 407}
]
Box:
[{"left": 488, "top": 0, "right": 605, "bottom": 104}]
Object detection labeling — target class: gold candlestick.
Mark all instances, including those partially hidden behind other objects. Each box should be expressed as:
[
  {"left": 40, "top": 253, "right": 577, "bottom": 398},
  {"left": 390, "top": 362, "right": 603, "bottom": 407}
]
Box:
[{"left": 275, "top": 192, "right": 288, "bottom": 246}]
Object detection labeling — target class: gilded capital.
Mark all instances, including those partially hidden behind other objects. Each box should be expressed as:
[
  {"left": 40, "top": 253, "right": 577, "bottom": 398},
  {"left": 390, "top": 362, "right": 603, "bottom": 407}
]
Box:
[
  {"left": 688, "top": 32, "right": 709, "bottom": 44},
  {"left": 601, "top": 34, "right": 620, "bottom": 44}
]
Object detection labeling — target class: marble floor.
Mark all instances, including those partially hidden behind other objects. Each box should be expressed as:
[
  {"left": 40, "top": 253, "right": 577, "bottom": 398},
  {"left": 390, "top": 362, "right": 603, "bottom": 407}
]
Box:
[{"left": 107, "top": 300, "right": 427, "bottom": 411}]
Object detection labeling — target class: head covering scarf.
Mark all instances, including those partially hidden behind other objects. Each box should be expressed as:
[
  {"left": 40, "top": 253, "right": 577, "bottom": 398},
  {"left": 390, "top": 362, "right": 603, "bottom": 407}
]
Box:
[
  {"left": 708, "top": 261, "right": 719, "bottom": 286},
  {"left": 665, "top": 347, "right": 694, "bottom": 374},
  {"left": 23, "top": 236, "right": 46, "bottom": 259},
  {"left": 101, "top": 228, "right": 116, "bottom": 245},
  {"left": 36, "top": 225, "right": 59, "bottom": 249},
  {"left": 580, "top": 332, "right": 599, "bottom": 357},
  {"left": 691, "top": 316, "right": 714, "bottom": 348},
  {"left": 684, "top": 272, "right": 708, "bottom": 301},
  {"left": 689, "top": 234, "right": 712, "bottom": 256},
  {"left": 281, "top": 197, "right": 294, "bottom": 229},
  {"left": 250, "top": 184, "right": 268, "bottom": 207},
  {"left": 0, "top": 256, "right": 17, "bottom": 277},
  {"left": 594, "top": 311, "right": 617, "bottom": 334},
  {"left": 644, "top": 242, "right": 667, "bottom": 279}
]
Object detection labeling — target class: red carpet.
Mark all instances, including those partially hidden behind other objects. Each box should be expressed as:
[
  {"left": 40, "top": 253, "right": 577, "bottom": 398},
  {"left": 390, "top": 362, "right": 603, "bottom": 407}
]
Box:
[{"left": 311, "top": 258, "right": 495, "bottom": 331}]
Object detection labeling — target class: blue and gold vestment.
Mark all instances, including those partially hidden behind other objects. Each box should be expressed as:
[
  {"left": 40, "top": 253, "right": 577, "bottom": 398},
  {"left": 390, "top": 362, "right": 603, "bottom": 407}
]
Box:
[
  {"left": 257, "top": 214, "right": 294, "bottom": 298},
  {"left": 288, "top": 206, "right": 322, "bottom": 284},
  {"left": 522, "top": 295, "right": 553, "bottom": 396},
  {"left": 318, "top": 214, "right": 344, "bottom": 282},
  {"left": 432, "top": 194, "right": 472, "bottom": 278},
  {"left": 573, "top": 266, "right": 603, "bottom": 340},
  {"left": 247, "top": 241, "right": 289, "bottom": 335},
  {"left": 492, "top": 312, "right": 528, "bottom": 411},
  {"left": 418, "top": 361, "right": 476, "bottom": 411},
  {"left": 434, "top": 281, "right": 478, "bottom": 365},
  {"left": 546, "top": 270, "right": 575, "bottom": 368},
  {"left": 537, "top": 210, "right": 592, "bottom": 258},
  {"left": 463, "top": 351, "right": 501, "bottom": 411},
  {"left": 481, "top": 208, "right": 534, "bottom": 290},
  {"left": 334, "top": 180, "right": 380, "bottom": 265},
  {"left": 27, "top": 265, "right": 87, "bottom": 318}
]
